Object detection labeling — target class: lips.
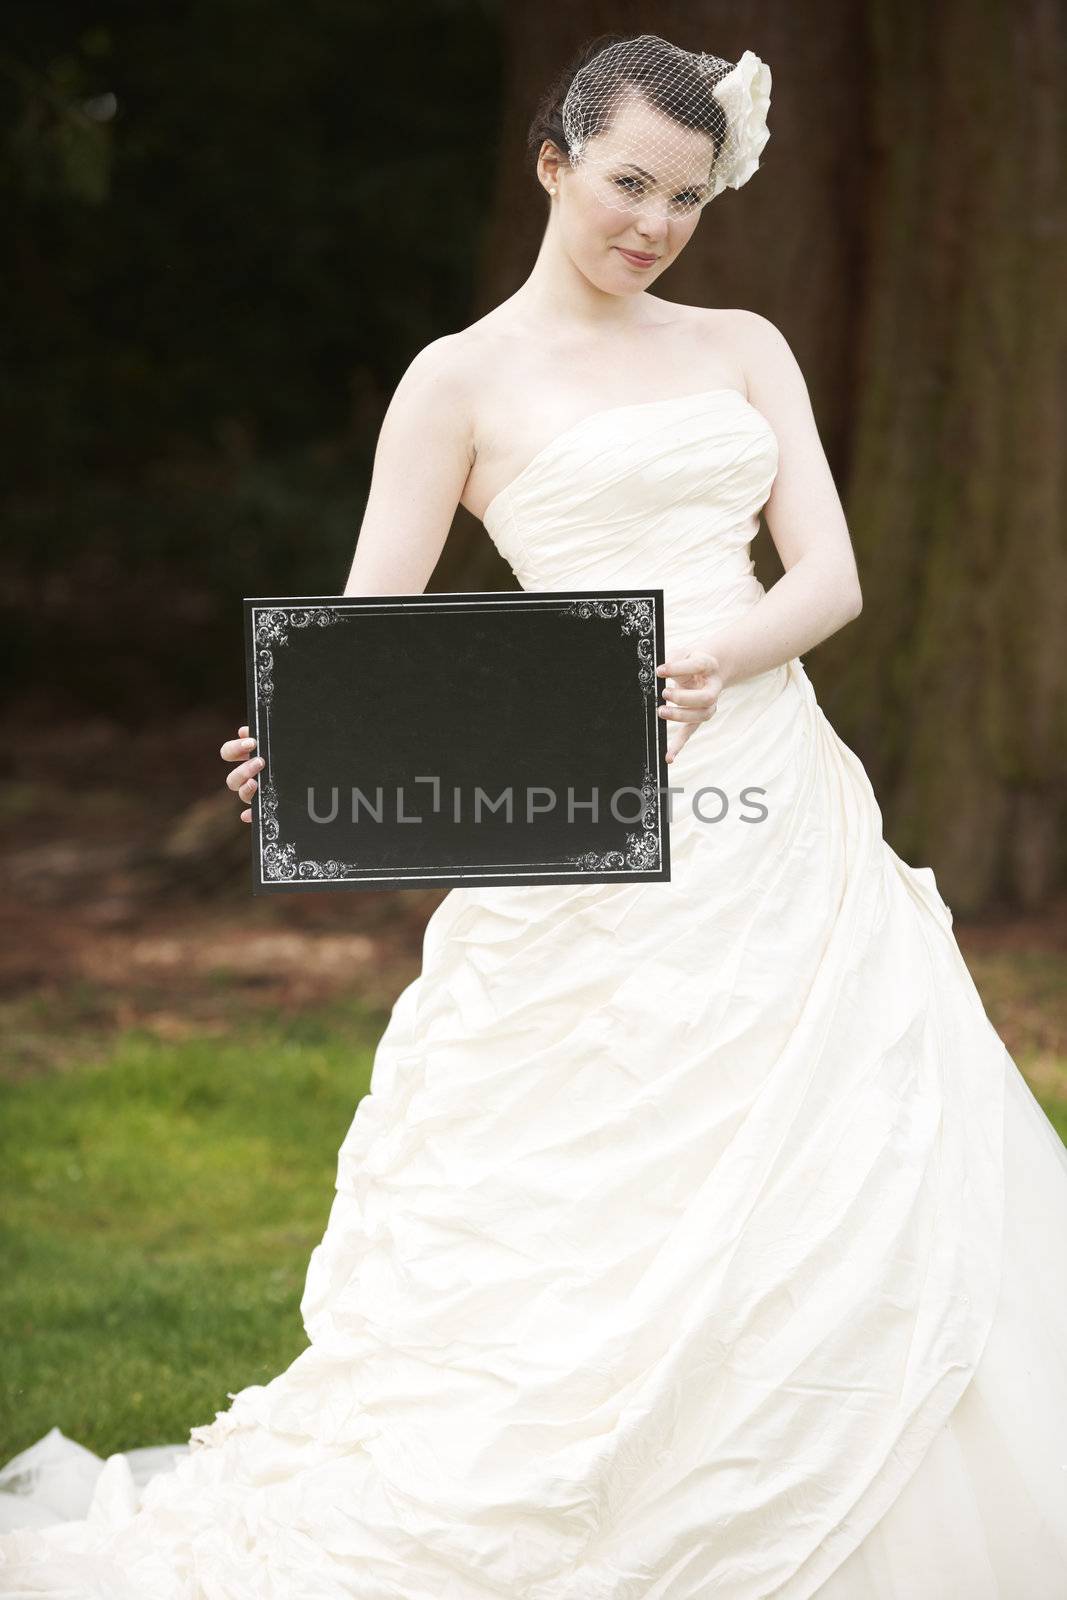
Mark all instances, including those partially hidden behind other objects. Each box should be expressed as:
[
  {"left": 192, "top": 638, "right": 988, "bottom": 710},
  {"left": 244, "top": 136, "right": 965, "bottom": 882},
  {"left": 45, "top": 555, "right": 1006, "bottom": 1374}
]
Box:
[{"left": 616, "top": 248, "right": 659, "bottom": 265}]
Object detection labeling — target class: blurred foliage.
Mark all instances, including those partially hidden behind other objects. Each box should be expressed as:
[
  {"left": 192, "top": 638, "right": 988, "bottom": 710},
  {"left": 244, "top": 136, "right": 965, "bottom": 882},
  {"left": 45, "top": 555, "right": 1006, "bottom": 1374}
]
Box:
[
  {"left": 1, "top": 1, "right": 504, "bottom": 712},
  {"left": 0, "top": 24, "right": 115, "bottom": 205},
  {"left": 1, "top": 449, "right": 371, "bottom": 712},
  {"left": 2, "top": 0, "right": 502, "bottom": 478}
]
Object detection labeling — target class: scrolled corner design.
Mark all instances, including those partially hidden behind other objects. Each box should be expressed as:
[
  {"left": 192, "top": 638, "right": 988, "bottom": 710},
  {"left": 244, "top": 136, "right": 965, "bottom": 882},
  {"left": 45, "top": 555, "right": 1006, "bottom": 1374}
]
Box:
[
  {"left": 258, "top": 776, "right": 366, "bottom": 883},
  {"left": 559, "top": 596, "right": 658, "bottom": 699},
  {"left": 253, "top": 606, "right": 347, "bottom": 709},
  {"left": 562, "top": 761, "right": 662, "bottom": 875}
]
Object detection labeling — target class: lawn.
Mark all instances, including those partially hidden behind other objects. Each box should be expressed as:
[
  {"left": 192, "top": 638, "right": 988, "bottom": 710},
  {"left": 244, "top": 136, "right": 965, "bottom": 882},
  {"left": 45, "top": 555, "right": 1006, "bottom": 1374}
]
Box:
[{"left": 0, "top": 999, "right": 383, "bottom": 1460}]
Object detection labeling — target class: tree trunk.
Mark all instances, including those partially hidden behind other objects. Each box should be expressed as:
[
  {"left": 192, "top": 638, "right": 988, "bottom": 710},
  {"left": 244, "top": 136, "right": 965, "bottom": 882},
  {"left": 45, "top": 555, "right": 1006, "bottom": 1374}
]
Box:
[{"left": 818, "top": 0, "right": 1067, "bottom": 913}]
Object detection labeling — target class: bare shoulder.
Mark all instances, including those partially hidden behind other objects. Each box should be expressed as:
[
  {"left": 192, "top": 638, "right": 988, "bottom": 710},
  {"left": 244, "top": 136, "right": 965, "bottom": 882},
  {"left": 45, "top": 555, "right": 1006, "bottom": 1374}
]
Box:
[
  {"left": 389, "top": 330, "right": 477, "bottom": 418},
  {"left": 722, "top": 308, "right": 810, "bottom": 403},
  {"left": 372, "top": 330, "right": 485, "bottom": 493},
  {"left": 642, "top": 301, "right": 761, "bottom": 393}
]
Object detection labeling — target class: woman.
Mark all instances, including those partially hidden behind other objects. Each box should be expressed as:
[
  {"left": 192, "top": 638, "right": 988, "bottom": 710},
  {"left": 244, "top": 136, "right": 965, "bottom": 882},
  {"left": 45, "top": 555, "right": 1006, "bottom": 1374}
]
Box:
[{"left": 3, "top": 31, "right": 1066, "bottom": 1599}]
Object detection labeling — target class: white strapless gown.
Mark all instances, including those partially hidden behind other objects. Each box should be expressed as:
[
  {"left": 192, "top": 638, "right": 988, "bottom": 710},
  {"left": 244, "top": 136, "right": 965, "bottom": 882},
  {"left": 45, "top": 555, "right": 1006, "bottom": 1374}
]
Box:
[{"left": 2, "top": 388, "right": 1066, "bottom": 1598}]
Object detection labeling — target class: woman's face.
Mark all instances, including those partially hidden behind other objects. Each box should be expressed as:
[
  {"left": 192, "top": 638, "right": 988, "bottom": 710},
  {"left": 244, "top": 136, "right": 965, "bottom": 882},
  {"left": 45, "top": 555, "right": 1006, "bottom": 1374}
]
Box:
[{"left": 547, "top": 91, "right": 716, "bottom": 293}]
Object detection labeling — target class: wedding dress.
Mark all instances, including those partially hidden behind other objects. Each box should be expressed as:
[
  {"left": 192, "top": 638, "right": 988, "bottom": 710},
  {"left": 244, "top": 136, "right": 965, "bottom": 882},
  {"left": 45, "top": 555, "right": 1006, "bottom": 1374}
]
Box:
[{"left": 3, "top": 386, "right": 1066, "bottom": 1599}]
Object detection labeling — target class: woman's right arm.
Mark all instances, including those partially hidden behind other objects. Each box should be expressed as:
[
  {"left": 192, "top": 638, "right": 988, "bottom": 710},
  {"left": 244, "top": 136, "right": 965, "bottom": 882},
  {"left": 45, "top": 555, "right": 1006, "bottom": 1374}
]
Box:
[
  {"left": 222, "top": 336, "right": 476, "bottom": 822},
  {"left": 343, "top": 334, "right": 476, "bottom": 595}
]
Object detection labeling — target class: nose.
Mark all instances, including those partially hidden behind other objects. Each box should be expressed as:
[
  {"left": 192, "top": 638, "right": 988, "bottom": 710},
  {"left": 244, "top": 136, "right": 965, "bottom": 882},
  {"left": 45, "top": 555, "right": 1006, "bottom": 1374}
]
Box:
[{"left": 632, "top": 194, "right": 672, "bottom": 235}]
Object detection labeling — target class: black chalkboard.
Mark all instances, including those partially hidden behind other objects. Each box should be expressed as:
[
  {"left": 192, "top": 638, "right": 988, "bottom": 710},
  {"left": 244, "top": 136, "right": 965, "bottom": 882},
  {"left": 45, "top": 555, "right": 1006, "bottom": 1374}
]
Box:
[{"left": 243, "top": 589, "right": 671, "bottom": 893}]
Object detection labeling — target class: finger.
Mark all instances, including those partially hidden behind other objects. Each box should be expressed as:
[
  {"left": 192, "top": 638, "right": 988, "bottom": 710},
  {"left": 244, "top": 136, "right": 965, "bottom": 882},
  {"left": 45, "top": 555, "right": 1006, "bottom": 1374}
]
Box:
[
  {"left": 226, "top": 759, "right": 262, "bottom": 793},
  {"left": 222, "top": 733, "right": 258, "bottom": 763},
  {"left": 237, "top": 777, "right": 258, "bottom": 801},
  {"left": 226, "top": 756, "right": 264, "bottom": 793},
  {"left": 657, "top": 652, "right": 719, "bottom": 682},
  {"left": 658, "top": 704, "right": 707, "bottom": 723},
  {"left": 661, "top": 683, "right": 716, "bottom": 707},
  {"left": 240, "top": 807, "right": 252, "bottom": 825}
]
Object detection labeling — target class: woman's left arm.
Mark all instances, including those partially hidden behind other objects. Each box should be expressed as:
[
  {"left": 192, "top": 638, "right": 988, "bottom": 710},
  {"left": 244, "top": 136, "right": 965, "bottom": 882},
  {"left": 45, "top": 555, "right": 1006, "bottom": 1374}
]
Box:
[{"left": 699, "top": 310, "right": 863, "bottom": 690}]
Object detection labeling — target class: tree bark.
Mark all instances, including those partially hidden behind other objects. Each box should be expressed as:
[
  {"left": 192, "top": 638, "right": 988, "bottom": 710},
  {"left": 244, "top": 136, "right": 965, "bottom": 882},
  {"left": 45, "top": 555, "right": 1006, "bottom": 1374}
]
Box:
[{"left": 818, "top": 0, "right": 1067, "bottom": 912}]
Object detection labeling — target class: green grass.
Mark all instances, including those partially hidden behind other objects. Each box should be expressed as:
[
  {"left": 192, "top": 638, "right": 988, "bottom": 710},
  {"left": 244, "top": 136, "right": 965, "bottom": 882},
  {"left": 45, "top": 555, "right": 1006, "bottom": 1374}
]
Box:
[{"left": 0, "top": 1002, "right": 384, "bottom": 1461}]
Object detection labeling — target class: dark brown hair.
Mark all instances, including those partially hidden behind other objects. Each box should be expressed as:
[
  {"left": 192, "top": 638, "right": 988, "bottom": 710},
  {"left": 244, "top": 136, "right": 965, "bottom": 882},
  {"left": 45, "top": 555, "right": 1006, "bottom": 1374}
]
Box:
[{"left": 525, "top": 32, "right": 730, "bottom": 183}]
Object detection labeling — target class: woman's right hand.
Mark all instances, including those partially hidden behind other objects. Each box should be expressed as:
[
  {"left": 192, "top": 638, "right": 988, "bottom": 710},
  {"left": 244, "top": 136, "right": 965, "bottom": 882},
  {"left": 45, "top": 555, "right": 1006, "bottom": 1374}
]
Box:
[{"left": 220, "top": 724, "right": 263, "bottom": 825}]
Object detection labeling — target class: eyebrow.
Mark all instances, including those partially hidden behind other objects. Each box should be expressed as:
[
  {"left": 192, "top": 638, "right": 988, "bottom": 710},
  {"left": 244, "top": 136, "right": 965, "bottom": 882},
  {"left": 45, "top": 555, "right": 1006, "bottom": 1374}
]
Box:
[{"left": 619, "top": 163, "right": 709, "bottom": 192}]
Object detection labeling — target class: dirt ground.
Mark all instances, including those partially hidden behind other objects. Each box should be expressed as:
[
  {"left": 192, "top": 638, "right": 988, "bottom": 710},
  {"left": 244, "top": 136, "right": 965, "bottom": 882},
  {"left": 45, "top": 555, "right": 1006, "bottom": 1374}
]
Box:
[
  {"left": 0, "top": 709, "right": 448, "bottom": 1077},
  {"left": 3, "top": 706, "right": 1065, "bottom": 1083}
]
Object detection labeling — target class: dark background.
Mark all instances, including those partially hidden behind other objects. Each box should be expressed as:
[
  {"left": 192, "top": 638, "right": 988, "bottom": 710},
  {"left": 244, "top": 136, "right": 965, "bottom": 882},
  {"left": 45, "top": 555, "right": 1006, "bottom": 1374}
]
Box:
[{"left": 1, "top": 0, "right": 1064, "bottom": 917}]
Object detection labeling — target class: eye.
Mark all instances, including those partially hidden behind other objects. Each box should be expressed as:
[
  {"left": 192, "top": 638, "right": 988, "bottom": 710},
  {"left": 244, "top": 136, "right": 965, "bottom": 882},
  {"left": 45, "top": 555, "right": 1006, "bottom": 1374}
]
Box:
[{"left": 612, "top": 174, "right": 703, "bottom": 211}]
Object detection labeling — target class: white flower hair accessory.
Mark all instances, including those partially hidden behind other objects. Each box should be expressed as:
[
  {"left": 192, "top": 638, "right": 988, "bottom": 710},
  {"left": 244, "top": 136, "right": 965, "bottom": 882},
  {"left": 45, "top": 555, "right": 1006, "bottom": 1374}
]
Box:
[
  {"left": 561, "top": 34, "right": 772, "bottom": 217},
  {"left": 701, "top": 48, "right": 772, "bottom": 199}
]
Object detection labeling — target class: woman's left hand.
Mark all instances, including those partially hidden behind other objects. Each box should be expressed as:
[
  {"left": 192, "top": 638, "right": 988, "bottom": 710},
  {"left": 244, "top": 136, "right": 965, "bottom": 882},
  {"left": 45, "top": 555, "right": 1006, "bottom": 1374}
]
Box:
[{"left": 655, "top": 644, "right": 724, "bottom": 763}]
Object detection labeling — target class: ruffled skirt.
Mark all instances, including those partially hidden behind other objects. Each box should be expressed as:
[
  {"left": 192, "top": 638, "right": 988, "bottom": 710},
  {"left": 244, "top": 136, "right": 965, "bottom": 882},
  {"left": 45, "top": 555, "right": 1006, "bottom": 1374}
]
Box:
[{"left": 2, "top": 660, "right": 1066, "bottom": 1598}]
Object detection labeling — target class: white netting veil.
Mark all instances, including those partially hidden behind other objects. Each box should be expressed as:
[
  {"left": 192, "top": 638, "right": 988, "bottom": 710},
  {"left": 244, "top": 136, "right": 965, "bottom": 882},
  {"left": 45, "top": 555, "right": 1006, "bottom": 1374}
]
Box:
[{"left": 559, "top": 33, "right": 771, "bottom": 218}]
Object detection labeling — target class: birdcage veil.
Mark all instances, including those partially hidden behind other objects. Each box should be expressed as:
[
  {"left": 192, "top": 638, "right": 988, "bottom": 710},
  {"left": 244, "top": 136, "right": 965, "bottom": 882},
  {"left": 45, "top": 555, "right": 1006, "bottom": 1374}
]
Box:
[{"left": 559, "top": 33, "right": 771, "bottom": 218}]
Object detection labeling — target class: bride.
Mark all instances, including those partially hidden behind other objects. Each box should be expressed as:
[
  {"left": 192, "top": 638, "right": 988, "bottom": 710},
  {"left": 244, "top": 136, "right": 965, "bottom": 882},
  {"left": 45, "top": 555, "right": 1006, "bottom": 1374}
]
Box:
[{"left": 3, "top": 30, "right": 1066, "bottom": 1600}]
